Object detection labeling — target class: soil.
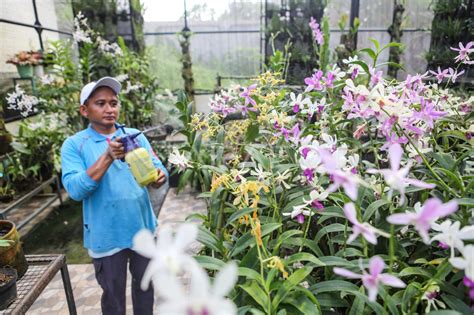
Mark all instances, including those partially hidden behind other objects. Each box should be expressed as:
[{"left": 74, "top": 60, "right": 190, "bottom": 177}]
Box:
[{"left": 0, "top": 273, "right": 13, "bottom": 287}]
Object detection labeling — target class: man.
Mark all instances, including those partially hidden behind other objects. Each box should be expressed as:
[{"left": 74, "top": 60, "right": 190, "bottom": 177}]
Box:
[{"left": 61, "top": 77, "right": 167, "bottom": 315}]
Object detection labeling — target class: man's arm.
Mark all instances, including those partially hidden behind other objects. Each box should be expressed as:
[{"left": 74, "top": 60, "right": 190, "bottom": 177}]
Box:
[
  {"left": 61, "top": 138, "right": 124, "bottom": 201},
  {"left": 86, "top": 139, "right": 124, "bottom": 182}
]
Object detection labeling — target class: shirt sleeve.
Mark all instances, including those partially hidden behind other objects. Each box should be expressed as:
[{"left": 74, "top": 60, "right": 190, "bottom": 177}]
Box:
[
  {"left": 138, "top": 134, "right": 169, "bottom": 178},
  {"left": 61, "top": 138, "right": 99, "bottom": 201}
]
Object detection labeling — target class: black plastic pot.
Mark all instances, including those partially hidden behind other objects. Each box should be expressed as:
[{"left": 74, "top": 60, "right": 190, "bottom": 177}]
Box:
[
  {"left": 168, "top": 167, "right": 180, "bottom": 188},
  {"left": 0, "top": 267, "right": 17, "bottom": 310}
]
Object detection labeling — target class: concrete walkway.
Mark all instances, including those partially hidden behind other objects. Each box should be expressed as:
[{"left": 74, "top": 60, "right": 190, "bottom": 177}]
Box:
[{"left": 27, "top": 185, "right": 207, "bottom": 314}]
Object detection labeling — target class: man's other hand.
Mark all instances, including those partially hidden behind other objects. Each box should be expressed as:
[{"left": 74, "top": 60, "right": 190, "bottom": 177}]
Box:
[{"left": 150, "top": 169, "right": 167, "bottom": 189}]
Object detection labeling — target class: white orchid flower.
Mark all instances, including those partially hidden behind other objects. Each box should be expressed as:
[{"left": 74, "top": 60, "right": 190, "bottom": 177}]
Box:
[
  {"left": 431, "top": 220, "right": 474, "bottom": 258},
  {"left": 156, "top": 262, "right": 238, "bottom": 315},
  {"left": 449, "top": 245, "right": 474, "bottom": 281},
  {"left": 168, "top": 148, "right": 192, "bottom": 172},
  {"left": 132, "top": 224, "right": 199, "bottom": 290},
  {"left": 283, "top": 204, "right": 312, "bottom": 224}
]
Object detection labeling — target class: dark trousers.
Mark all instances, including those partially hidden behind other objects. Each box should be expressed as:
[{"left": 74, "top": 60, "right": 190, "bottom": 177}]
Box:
[{"left": 92, "top": 249, "right": 154, "bottom": 315}]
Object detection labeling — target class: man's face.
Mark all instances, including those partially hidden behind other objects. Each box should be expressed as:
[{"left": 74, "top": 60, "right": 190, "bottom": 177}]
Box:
[{"left": 80, "top": 86, "right": 120, "bottom": 130}]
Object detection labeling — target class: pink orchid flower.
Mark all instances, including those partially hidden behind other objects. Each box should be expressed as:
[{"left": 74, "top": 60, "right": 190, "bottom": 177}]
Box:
[
  {"left": 367, "top": 143, "right": 435, "bottom": 204},
  {"left": 239, "top": 84, "right": 257, "bottom": 107},
  {"left": 450, "top": 41, "right": 474, "bottom": 64},
  {"left": 344, "top": 203, "right": 379, "bottom": 244},
  {"left": 387, "top": 198, "right": 458, "bottom": 244},
  {"left": 429, "top": 67, "right": 449, "bottom": 84},
  {"left": 334, "top": 256, "right": 406, "bottom": 302}
]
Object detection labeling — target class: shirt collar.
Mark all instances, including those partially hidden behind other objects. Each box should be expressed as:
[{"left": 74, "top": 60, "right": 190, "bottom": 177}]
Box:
[{"left": 86, "top": 123, "right": 125, "bottom": 142}]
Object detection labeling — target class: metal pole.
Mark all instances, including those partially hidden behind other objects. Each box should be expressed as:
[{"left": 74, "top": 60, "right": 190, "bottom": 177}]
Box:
[
  {"left": 183, "top": 0, "right": 189, "bottom": 32},
  {"left": 31, "top": 0, "right": 44, "bottom": 50},
  {"left": 128, "top": 0, "right": 137, "bottom": 51},
  {"left": 349, "top": 0, "right": 360, "bottom": 50}
]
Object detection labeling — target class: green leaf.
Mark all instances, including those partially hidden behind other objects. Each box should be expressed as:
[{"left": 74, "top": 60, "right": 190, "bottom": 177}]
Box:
[
  {"left": 272, "top": 266, "right": 313, "bottom": 310},
  {"left": 240, "top": 281, "right": 269, "bottom": 312},
  {"left": 457, "top": 198, "right": 474, "bottom": 206},
  {"left": 245, "top": 146, "right": 270, "bottom": 170},
  {"left": 431, "top": 152, "right": 456, "bottom": 170},
  {"left": 363, "top": 199, "right": 390, "bottom": 221},
  {"left": 11, "top": 142, "right": 31, "bottom": 154},
  {"left": 245, "top": 123, "right": 260, "bottom": 143},
  {"left": 196, "top": 226, "right": 222, "bottom": 253},
  {"left": 229, "top": 223, "right": 281, "bottom": 257},
  {"left": 311, "top": 280, "right": 359, "bottom": 294},
  {"left": 226, "top": 207, "right": 255, "bottom": 227},
  {"left": 284, "top": 294, "right": 321, "bottom": 315},
  {"left": 284, "top": 252, "right": 325, "bottom": 267},
  {"left": 360, "top": 48, "right": 376, "bottom": 61},
  {"left": 349, "top": 287, "right": 366, "bottom": 315},
  {"left": 238, "top": 267, "right": 262, "bottom": 283},
  {"left": 194, "top": 255, "right": 225, "bottom": 270},
  {"left": 399, "top": 267, "right": 433, "bottom": 279},
  {"left": 369, "top": 38, "right": 380, "bottom": 51},
  {"left": 427, "top": 311, "right": 462, "bottom": 315},
  {"left": 440, "top": 295, "right": 472, "bottom": 314},
  {"left": 314, "top": 223, "right": 347, "bottom": 243}
]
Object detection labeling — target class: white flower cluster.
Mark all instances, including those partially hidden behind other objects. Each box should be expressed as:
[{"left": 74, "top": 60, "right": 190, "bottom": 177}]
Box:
[
  {"left": 123, "top": 81, "right": 143, "bottom": 94},
  {"left": 97, "top": 36, "right": 123, "bottom": 57},
  {"left": 72, "top": 12, "right": 92, "bottom": 44},
  {"left": 5, "top": 85, "right": 40, "bottom": 117}
]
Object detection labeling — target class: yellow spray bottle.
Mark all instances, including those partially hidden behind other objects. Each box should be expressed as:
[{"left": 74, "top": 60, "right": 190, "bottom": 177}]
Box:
[{"left": 118, "top": 126, "right": 158, "bottom": 187}]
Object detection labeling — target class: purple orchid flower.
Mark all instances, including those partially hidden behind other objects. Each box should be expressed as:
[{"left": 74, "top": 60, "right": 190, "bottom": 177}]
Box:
[
  {"left": 429, "top": 67, "right": 449, "bottom": 84},
  {"left": 367, "top": 143, "right": 435, "bottom": 204},
  {"left": 450, "top": 41, "right": 474, "bottom": 64},
  {"left": 334, "top": 256, "right": 406, "bottom": 302},
  {"left": 239, "top": 84, "right": 257, "bottom": 107},
  {"left": 387, "top": 198, "right": 458, "bottom": 244},
  {"left": 415, "top": 98, "right": 447, "bottom": 129},
  {"left": 304, "top": 70, "right": 324, "bottom": 92},
  {"left": 344, "top": 203, "right": 379, "bottom": 244},
  {"left": 309, "top": 17, "right": 324, "bottom": 45}
]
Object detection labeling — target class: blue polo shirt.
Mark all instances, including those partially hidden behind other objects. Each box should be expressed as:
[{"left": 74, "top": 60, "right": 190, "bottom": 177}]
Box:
[{"left": 61, "top": 124, "right": 168, "bottom": 254}]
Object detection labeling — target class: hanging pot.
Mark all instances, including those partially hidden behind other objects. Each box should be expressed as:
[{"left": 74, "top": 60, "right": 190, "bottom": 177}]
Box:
[{"left": 0, "top": 221, "right": 28, "bottom": 278}]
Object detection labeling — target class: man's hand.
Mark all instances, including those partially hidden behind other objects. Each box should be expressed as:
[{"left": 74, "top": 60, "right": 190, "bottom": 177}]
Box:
[
  {"left": 151, "top": 169, "right": 167, "bottom": 189},
  {"left": 106, "top": 137, "right": 125, "bottom": 161}
]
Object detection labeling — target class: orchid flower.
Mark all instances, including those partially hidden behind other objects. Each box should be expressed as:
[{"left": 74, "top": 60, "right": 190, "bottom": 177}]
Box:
[
  {"left": 289, "top": 92, "right": 311, "bottom": 113},
  {"left": 430, "top": 220, "right": 474, "bottom": 258},
  {"left": 156, "top": 261, "right": 238, "bottom": 315},
  {"left": 132, "top": 224, "right": 199, "bottom": 290},
  {"left": 449, "top": 245, "right": 474, "bottom": 282},
  {"left": 283, "top": 204, "right": 312, "bottom": 224},
  {"left": 450, "top": 41, "right": 474, "bottom": 64},
  {"left": 274, "top": 169, "right": 292, "bottom": 189},
  {"left": 343, "top": 203, "right": 383, "bottom": 244},
  {"left": 303, "top": 188, "right": 328, "bottom": 211},
  {"left": 367, "top": 143, "right": 435, "bottom": 204},
  {"left": 334, "top": 256, "right": 406, "bottom": 301},
  {"left": 429, "top": 67, "right": 449, "bottom": 84},
  {"left": 318, "top": 148, "right": 359, "bottom": 201},
  {"left": 168, "top": 148, "right": 192, "bottom": 172},
  {"left": 387, "top": 198, "right": 458, "bottom": 244},
  {"left": 239, "top": 84, "right": 257, "bottom": 107},
  {"left": 250, "top": 164, "right": 271, "bottom": 183}
]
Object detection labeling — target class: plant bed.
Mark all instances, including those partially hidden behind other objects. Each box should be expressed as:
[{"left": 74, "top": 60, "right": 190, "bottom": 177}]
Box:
[{"left": 0, "top": 267, "right": 17, "bottom": 310}]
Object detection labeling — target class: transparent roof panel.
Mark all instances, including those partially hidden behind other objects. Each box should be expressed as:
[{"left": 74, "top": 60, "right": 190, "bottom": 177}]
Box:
[
  {"left": 0, "top": 0, "right": 35, "bottom": 23},
  {"left": 359, "top": 0, "right": 393, "bottom": 29}
]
